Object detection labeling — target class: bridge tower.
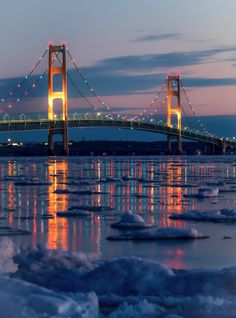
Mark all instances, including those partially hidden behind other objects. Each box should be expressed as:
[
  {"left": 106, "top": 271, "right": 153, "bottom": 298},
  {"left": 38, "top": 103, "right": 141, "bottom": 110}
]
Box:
[
  {"left": 167, "top": 75, "right": 182, "bottom": 154},
  {"left": 48, "top": 43, "right": 69, "bottom": 155}
]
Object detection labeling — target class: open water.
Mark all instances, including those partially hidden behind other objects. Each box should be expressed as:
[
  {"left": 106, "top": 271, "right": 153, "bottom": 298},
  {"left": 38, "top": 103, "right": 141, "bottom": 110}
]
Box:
[{"left": 1, "top": 155, "right": 236, "bottom": 269}]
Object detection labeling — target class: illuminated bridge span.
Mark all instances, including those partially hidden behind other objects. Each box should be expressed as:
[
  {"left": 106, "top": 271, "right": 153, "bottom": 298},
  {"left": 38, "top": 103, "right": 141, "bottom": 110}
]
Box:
[
  {"left": 1, "top": 43, "right": 235, "bottom": 155},
  {"left": 0, "top": 117, "right": 233, "bottom": 153}
]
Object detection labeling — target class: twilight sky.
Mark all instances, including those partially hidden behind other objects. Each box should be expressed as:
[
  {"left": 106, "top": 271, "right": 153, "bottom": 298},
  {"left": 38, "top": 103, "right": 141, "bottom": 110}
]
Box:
[{"left": 1, "top": 0, "right": 236, "bottom": 119}]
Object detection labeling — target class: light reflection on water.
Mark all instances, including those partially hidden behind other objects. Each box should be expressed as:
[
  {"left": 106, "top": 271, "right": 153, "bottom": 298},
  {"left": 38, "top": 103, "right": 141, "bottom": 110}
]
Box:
[{"left": 1, "top": 156, "right": 236, "bottom": 269}]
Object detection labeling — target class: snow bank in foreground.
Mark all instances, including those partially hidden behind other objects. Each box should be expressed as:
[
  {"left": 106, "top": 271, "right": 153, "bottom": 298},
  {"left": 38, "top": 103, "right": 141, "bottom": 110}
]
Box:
[
  {"left": 13, "top": 245, "right": 97, "bottom": 290},
  {"left": 107, "top": 227, "right": 208, "bottom": 240},
  {"left": 13, "top": 248, "right": 236, "bottom": 298},
  {"left": 170, "top": 209, "right": 236, "bottom": 222},
  {"left": 111, "top": 210, "right": 156, "bottom": 229},
  {"left": 3, "top": 240, "right": 236, "bottom": 317},
  {"left": 0, "top": 276, "right": 98, "bottom": 318}
]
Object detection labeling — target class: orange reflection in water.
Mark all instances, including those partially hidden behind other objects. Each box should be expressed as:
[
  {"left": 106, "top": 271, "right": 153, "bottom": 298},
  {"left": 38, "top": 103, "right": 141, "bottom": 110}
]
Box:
[
  {"left": 164, "top": 248, "right": 186, "bottom": 269},
  {"left": 47, "top": 160, "right": 69, "bottom": 250},
  {"left": 159, "top": 161, "right": 186, "bottom": 228}
]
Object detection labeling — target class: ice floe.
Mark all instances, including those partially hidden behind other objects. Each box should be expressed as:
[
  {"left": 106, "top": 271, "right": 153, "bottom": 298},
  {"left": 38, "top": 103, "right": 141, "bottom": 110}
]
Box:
[
  {"left": 0, "top": 227, "right": 31, "bottom": 236},
  {"left": 107, "top": 227, "right": 208, "bottom": 240},
  {"left": 54, "top": 189, "right": 107, "bottom": 195},
  {"left": 15, "top": 178, "right": 53, "bottom": 186},
  {"left": 110, "top": 211, "right": 156, "bottom": 229},
  {"left": 170, "top": 209, "right": 236, "bottom": 222},
  {"left": 56, "top": 210, "right": 91, "bottom": 217},
  {"left": 184, "top": 187, "right": 219, "bottom": 198},
  {"left": 69, "top": 205, "right": 114, "bottom": 212}
]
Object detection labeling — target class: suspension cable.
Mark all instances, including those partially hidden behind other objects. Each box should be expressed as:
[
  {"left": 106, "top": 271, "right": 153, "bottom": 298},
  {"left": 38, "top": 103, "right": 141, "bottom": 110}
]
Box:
[{"left": 66, "top": 49, "right": 114, "bottom": 115}]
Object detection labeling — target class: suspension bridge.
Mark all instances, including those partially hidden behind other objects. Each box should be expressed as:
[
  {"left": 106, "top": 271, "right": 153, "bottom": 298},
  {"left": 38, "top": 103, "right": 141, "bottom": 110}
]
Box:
[{"left": 0, "top": 43, "right": 234, "bottom": 155}]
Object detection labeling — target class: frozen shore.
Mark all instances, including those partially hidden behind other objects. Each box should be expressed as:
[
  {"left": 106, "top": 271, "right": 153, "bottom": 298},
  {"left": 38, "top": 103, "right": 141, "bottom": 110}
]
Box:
[{"left": 0, "top": 238, "right": 235, "bottom": 317}]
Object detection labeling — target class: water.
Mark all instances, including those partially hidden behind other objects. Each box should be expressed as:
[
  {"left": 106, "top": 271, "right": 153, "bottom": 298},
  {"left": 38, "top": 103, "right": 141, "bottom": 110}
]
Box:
[{"left": 1, "top": 155, "right": 236, "bottom": 269}]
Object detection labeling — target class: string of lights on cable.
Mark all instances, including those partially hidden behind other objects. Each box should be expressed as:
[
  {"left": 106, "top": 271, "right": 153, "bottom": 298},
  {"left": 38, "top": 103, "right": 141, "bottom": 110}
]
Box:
[
  {"left": 66, "top": 49, "right": 115, "bottom": 116},
  {"left": 180, "top": 79, "right": 209, "bottom": 134},
  {"left": 0, "top": 48, "right": 49, "bottom": 115}
]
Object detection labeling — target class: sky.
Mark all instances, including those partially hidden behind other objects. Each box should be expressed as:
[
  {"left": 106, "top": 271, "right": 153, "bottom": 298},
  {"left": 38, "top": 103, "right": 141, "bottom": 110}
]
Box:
[{"left": 1, "top": 0, "right": 236, "bottom": 140}]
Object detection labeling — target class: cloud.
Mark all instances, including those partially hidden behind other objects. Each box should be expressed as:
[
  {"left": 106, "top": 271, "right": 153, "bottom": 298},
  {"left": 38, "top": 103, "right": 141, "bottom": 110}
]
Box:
[
  {"left": 0, "top": 46, "right": 236, "bottom": 104},
  {"left": 184, "top": 77, "right": 236, "bottom": 87},
  {"left": 134, "top": 33, "right": 181, "bottom": 42},
  {"left": 83, "top": 47, "right": 236, "bottom": 76}
]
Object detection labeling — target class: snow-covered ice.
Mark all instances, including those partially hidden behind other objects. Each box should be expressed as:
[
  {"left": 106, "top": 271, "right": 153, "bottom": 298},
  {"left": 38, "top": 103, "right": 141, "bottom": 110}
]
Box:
[
  {"left": 110, "top": 210, "right": 156, "bottom": 229},
  {"left": 56, "top": 210, "right": 91, "bottom": 217},
  {"left": 185, "top": 187, "right": 219, "bottom": 198},
  {"left": 0, "top": 227, "right": 32, "bottom": 236},
  {"left": 0, "top": 238, "right": 234, "bottom": 317},
  {"left": 0, "top": 276, "right": 98, "bottom": 318},
  {"left": 170, "top": 209, "right": 236, "bottom": 222},
  {"left": 107, "top": 227, "right": 209, "bottom": 240}
]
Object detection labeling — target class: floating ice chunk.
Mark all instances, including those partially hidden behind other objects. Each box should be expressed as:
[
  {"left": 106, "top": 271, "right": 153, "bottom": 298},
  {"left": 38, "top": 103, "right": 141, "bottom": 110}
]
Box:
[
  {"left": 0, "top": 227, "right": 31, "bottom": 236},
  {"left": 219, "top": 187, "right": 236, "bottom": 193},
  {"left": 184, "top": 187, "right": 219, "bottom": 198},
  {"left": 56, "top": 210, "right": 90, "bottom": 217},
  {"left": 197, "top": 187, "right": 219, "bottom": 197},
  {"left": 170, "top": 209, "right": 236, "bottom": 222},
  {"left": 111, "top": 211, "right": 156, "bottom": 229},
  {"left": 4, "top": 175, "right": 26, "bottom": 182},
  {"left": 54, "top": 189, "right": 107, "bottom": 195},
  {"left": 15, "top": 178, "right": 53, "bottom": 186},
  {"left": 132, "top": 193, "right": 149, "bottom": 198},
  {"left": 121, "top": 176, "right": 135, "bottom": 181},
  {"left": 107, "top": 227, "right": 209, "bottom": 240},
  {"left": 69, "top": 205, "right": 114, "bottom": 212},
  {"left": 41, "top": 214, "right": 54, "bottom": 219}
]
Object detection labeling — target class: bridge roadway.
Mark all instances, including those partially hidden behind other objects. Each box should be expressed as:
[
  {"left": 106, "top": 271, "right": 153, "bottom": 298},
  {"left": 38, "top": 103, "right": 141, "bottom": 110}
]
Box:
[{"left": 0, "top": 118, "right": 234, "bottom": 150}]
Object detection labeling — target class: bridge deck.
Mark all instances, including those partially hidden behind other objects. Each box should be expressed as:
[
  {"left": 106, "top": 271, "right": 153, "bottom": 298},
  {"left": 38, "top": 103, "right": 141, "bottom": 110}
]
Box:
[{"left": 0, "top": 118, "right": 233, "bottom": 148}]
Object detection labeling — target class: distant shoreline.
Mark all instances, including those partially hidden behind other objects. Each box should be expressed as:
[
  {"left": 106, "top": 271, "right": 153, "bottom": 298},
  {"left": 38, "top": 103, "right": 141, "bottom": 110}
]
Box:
[{"left": 0, "top": 140, "right": 225, "bottom": 156}]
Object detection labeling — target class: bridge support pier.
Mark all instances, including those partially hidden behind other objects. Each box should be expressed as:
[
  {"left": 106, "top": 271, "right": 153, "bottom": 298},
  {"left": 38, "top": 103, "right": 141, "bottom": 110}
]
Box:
[
  {"left": 220, "top": 139, "right": 226, "bottom": 155},
  {"left": 212, "top": 143, "right": 215, "bottom": 155},
  {"left": 177, "top": 135, "right": 182, "bottom": 154},
  {"left": 167, "top": 135, "right": 182, "bottom": 155},
  {"left": 167, "top": 135, "right": 172, "bottom": 155},
  {"left": 48, "top": 130, "right": 55, "bottom": 156},
  {"left": 48, "top": 126, "right": 69, "bottom": 156}
]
